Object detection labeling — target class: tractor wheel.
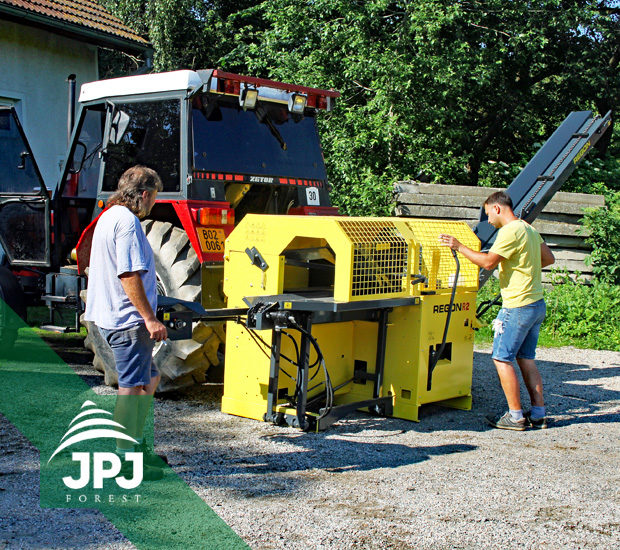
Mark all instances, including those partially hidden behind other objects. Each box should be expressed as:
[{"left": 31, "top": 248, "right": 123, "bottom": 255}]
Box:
[
  {"left": 83, "top": 318, "right": 117, "bottom": 386},
  {"left": 83, "top": 220, "right": 225, "bottom": 392}
]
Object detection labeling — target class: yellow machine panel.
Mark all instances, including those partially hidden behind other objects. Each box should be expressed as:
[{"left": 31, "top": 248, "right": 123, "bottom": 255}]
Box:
[
  {"left": 221, "top": 215, "right": 480, "bottom": 430},
  {"left": 399, "top": 218, "right": 481, "bottom": 294},
  {"left": 223, "top": 215, "right": 416, "bottom": 304}
]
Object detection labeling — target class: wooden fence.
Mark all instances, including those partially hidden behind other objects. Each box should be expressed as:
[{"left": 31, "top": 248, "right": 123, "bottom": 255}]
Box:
[{"left": 393, "top": 182, "right": 605, "bottom": 281}]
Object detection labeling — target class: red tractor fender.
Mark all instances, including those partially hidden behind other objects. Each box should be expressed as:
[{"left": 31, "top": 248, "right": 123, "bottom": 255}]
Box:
[
  {"left": 157, "top": 199, "right": 235, "bottom": 263},
  {"left": 76, "top": 200, "right": 234, "bottom": 275},
  {"left": 75, "top": 210, "right": 107, "bottom": 275}
]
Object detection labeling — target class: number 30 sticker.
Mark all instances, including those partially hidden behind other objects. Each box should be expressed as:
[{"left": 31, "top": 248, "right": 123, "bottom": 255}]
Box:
[{"left": 306, "top": 187, "right": 320, "bottom": 206}]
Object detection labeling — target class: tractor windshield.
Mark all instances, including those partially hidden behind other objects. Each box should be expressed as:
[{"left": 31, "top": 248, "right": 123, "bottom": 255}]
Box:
[
  {"left": 192, "top": 95, "right": 327, "bottom": 181},
  {"left": 102, "top": 99, "right": 181, "bottom": 193}
]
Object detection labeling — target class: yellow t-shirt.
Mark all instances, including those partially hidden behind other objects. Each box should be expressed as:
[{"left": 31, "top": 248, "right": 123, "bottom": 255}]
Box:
[{"left": 489, "top": 219, "right": 544, "bottom": 308}]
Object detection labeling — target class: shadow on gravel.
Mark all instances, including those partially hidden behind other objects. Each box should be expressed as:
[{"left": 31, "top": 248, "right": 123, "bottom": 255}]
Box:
[
  {"left": 473, "top": 350, "right": 620, "bottom": 429},
  {"left": 52, "top": 334, "right": 618, "bottom": 433},
  {"left": 256, "top": 436, "right": 476, "bottom": 472},
  {"left": 199, "top": 434, "right": 477, "bottom": 498},
  {"left": 13, "top": 333, "right": 91, "bottom": 364}
]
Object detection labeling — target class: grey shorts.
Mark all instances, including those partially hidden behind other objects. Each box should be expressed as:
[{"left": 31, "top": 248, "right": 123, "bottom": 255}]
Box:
[{"left": 99, "top": 324, "right": 159, "bottom": 388}]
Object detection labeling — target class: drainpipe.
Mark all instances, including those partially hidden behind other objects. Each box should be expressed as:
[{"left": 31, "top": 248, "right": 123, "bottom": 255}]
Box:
[{"left": 67, "top": 74, "right": 76, "bottom": 145}]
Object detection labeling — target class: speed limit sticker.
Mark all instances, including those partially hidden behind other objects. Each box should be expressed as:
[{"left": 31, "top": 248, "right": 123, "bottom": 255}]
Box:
[{"left": 306, "top": 187, "right": 320, "bottom": 206}]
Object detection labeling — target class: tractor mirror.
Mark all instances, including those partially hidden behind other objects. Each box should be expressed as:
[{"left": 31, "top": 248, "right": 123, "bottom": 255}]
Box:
[
  {"left": 69, "top": 141, "right": 87, "bottom": 174},
  {"left": 109, "top": 109, "right": 130, "bottom": 145}
]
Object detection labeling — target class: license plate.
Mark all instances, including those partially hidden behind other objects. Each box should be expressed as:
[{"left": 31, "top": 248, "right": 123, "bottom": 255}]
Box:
[{"left": 197, "top": 227, "right": 226, "bottom": 253}]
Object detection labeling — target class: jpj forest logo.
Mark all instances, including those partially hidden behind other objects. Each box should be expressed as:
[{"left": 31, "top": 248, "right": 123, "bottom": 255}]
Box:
[{"left": 47, "top": 400, "right": 143, "bottom": 505}]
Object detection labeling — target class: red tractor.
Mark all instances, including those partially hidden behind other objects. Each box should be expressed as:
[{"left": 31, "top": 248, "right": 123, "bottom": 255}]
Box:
[{"left": 0, "top": 69, "right": 339, "bottom": 390}]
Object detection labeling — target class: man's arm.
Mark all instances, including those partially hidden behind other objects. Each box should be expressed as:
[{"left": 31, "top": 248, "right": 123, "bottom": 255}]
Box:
[
  {"left": 541, "top": 242, "right": 555, "bottom": 268},
  {"left": 439, "top": 234, "right": 504, "bottom": 271},
  {"left": 119, "top": 272, "right": 168, "bottom": 341}
]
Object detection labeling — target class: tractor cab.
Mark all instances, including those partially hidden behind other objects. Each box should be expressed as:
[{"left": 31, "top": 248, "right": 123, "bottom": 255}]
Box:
[{"left": 57, "top": 70, "right": 340, "bottom": 273}]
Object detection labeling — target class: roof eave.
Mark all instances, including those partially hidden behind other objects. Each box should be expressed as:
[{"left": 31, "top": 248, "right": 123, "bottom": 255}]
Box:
[{"left": 0, "top": 4, "right": 151, "bottom": 56}]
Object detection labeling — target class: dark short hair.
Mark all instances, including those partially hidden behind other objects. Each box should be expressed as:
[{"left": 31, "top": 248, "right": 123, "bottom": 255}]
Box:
[{"left": 484, "top": 191, "right": 513, "bottom": 210}]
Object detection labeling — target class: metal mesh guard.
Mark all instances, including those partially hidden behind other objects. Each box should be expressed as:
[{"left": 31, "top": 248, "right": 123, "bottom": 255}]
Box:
[
  {"left": 337, "top": 220, "right": 409, "bottom": 297},
  {"left": 405, "top": 220, "right": 480, "bottom": 291}
]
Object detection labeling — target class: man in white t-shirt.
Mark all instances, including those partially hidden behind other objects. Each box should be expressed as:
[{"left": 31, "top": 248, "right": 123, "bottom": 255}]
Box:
[{"left": 84, "top": 165, "right": 167, "bottom": 479}]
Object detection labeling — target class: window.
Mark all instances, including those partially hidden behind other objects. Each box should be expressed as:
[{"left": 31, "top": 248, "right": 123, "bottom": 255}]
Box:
[
  {"left": 0, "top": 108, "right": 43, "bottom": 194},
  {"left": 63, "top": 106, "right": 105, "bottom": 198},
  {"left": 192, "top": 96, "right": 327, "bottom": 181},
  {"left": 102, "top": 99, "right": 181, "bottom": 193}
]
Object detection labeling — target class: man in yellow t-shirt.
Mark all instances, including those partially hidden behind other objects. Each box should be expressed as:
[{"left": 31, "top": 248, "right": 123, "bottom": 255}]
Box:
[{"left": 440, "top": 191, "right": 555, "bottom": 431}]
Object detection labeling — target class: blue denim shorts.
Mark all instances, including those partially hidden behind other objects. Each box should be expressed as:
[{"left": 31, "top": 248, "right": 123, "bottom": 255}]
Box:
[
  {"left": 99, "top": 324, "right": 158, "bottom": 388},
  {"left": 492, "top": 299, "right": 546, "bottom": 363}
]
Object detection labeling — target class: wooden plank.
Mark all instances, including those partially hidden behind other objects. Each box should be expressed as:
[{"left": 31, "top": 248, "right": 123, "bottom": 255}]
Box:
[
  {"left": 393, "top": 182, "right": 605, "bottom": 207},
  {"left": 545, "top": 235, "right": 590, "bottom": 250},
  {"left": 542, "top": 271, "right": 592, "bottom": 283},
  {"left": 394, "top": 182, "right": 493, "bottom": 198},
  {"left": 458, "top": 218, "right": 590, "bottom": 237},
  {"left": 421, "top": 217, "right": 592, "bottom": 239},
  {"left": 535, "top": 201, "right": 599, "bottom": 215},
  {"left": 543, "top": 259, "right": 593, "bottom": 273},
  {"left": 394, "top": 205, "right": 480, "bottom": 219},
  {"left": 393, "top": 182, "right": 598, "bottom": 279},
  {"left": 395, "top": 193, "right": 486, "bottom": 209},
  {"left": 552, "top": 249, "right": 590, "bottom": 262},
  {"left": 536, "top": 212, "right": 589, "bottom": 225},
  {"left": 395, "top": 192, "right": 596, "bottom": 218},
  {"left": 552, "top": 191, "right": 604, "bottom": 207},
  {"left": 531, "top": 219, "right": 589, "bottom": 237}
]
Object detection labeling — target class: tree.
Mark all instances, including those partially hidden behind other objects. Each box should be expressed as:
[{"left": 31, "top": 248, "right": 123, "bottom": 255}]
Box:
[
  {"left": 223, "top": 0, "right": 618, "bottom": 213},
  {"left": 99, "top": 0, "right": 263, "bottom": 72},
  {"left": 101, "top": 0, "right": 618, "bottom": 214}
]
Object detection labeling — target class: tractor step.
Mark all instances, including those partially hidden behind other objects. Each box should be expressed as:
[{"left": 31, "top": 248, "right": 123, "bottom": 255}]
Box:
[
  {"left": 41, "top": 295, "right": 76, "bottom": 303},
  {"left": 39, "top": 324, "right": 73, "bottom": 333}
]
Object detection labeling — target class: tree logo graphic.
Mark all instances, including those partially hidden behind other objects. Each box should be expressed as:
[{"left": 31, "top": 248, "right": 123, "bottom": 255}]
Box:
[{"left": 48, "top": 400, "right": 143, "bottom": 491}]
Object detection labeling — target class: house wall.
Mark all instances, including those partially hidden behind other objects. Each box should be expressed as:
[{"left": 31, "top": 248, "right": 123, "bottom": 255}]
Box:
[{"left": 0, "top": 18, "right": 98, "bottom": 190}]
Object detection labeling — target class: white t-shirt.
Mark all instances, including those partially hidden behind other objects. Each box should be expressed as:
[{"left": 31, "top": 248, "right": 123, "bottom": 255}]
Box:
[{"left": 83, "top": 205, "right": 157, "bottom": 329}]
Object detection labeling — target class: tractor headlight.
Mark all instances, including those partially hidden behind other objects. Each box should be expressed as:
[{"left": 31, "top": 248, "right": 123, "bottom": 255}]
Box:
[
  {"left": 239, "top": 87, "right": 258, "bottom": 110},
  {"left": 288, "top": 93, "right": 307, "bottom": 114}
]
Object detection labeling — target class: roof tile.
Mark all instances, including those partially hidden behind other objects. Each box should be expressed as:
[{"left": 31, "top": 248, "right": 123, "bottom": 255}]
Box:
[{"left": 0, "top": 0, "right": 149, "bottom": 45}]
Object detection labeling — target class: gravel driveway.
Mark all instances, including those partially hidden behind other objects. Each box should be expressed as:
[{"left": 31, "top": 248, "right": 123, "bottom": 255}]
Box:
[{"left": 1, "top": 339, "right": 618, "bottom": 549}]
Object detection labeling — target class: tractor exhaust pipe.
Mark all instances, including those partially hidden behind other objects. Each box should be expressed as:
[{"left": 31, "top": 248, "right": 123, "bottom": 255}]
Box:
[{"left": 67, "top": 74, "right": 76, "bottom": 144}]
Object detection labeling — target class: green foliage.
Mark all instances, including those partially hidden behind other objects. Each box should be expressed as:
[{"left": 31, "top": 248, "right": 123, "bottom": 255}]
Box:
[
  {"left": 475, "top": 275, "right": 620, "bottom": 351},
  {"left": 474, "top": 277, "right": 503, "bottom": 342},
  {"left": 580, "top": 191, "right": 620, "bottom": 284},
  {"left": 543, "top": 272, "right": 620, "bottom": 350},
  {"left": 100, "top": 0, "right": 260, "bottom": 71},
  {"left": 100, "top": 1, "right": 618, "bottom": 215},
  {"left": 221, "top": 0, "right": 618, "bottom": 211},
  {"left": 562, "top": 149, "right": 620, "bottom": 195}
]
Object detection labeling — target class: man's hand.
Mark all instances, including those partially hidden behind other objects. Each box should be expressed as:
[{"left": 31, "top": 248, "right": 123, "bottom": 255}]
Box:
[
  {"left": 439, "top": 233, "right": 503, "bottom": 271},
  {"left": 440, "top": 234, "right": 461, "bottom": 252},
  {"left": 119, "top": 271, "right": 168, "bottom": 342},
  {"left": 145, "top": 317, "right": 168, "bottom": 342}
]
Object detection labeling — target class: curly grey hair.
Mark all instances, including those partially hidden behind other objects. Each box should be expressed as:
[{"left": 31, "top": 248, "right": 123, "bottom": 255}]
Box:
[{"left": 107, "top": 165, "right": 163, "bottom": 218}]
